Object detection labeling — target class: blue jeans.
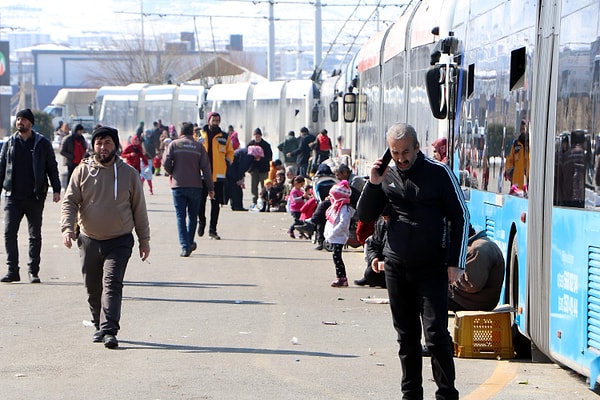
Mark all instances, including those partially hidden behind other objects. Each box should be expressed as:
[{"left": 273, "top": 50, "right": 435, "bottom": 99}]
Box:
[{"left": 172, "top": 187, "right": 202, "bottom": 251}]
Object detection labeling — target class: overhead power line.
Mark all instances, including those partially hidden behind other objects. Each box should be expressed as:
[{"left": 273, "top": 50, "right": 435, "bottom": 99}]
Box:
[{"left": 114, "top": 10, "right": 393, "bottom": 24}]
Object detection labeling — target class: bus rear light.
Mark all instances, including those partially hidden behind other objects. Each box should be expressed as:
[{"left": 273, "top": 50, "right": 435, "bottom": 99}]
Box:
[{"left": 520, "top": 212, "right": 526, "bottom": 223}]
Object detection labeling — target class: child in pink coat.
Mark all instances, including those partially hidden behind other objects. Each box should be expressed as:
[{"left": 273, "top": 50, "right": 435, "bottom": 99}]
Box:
[{"left": 287, "top": 176, "right": 306, "bottom": 238}]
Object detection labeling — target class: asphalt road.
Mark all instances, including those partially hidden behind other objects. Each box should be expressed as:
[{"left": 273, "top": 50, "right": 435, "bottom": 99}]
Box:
[{"left": 0, "top": 171, "right": 598, "bottom": 399}]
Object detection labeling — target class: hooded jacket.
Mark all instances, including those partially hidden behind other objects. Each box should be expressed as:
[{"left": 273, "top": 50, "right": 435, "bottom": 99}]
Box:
[
  {"left": 450, "top": 230, "right": 505, "bottom": 311},
  {"left": 198, "top": 125, "right": 234, "bottom": 182},
  {"left": 60, "top": 155, "right": 150, "bottom": 246},
  {"left": 0, "top": 131, "right": 61, "bottom": 199},
  {"left": 357, "top": 152, "right": 469, "bottom": 270}
]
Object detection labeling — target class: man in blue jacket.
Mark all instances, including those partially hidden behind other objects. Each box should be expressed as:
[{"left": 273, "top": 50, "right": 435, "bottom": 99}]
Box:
[
  {"left": 357, "top": 123, "right": 469, "bottom": 400},
  {"left": 0, "top": 109, "right": 61, "bottom": 283}
]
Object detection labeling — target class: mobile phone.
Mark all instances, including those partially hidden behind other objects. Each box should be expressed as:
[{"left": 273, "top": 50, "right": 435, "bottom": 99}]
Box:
[{"left": 377, "top": 148, "right": 392, "bottom": 175}]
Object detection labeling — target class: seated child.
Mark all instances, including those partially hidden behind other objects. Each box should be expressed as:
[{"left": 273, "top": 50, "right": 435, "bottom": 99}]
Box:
[
  {"left": 259, "top": 179, "right": 280, "bottom": 212},
  {"left": 271, "top": 172, "right": 287, "bottom": 211},
  {"left": 295, "top": 186, "right": 316, "bottom": 239}
]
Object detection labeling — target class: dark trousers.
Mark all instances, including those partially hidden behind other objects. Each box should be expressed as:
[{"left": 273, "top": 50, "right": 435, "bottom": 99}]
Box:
[
  {"left": 250, "top": 170, "right": 268, "bottom": 204},
  {"left": 199, "top": 181, "right": 224, "bottom": 234},
  {"left": 226, "top": 178, "right": 244, "bottom": 210},
  {"left": 78, "top": 233, "right": 134, "bottom": 335},
  {"left": 67, "top": 163, "right": 78, "bottom": 185},
  {"left": 385, "top": 261, "right": 458, "bottom": 400},
  {"left": 4, "top": 196, "right": 46, "bottom": 275},
  {"left": 361, "top": 264, "right": 387, "bottom": 288},
  {"left": 310, "top": 199, "right": 330, "bottom": 244}
]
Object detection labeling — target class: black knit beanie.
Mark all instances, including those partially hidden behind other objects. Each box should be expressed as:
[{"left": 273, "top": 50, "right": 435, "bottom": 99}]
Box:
[
  {"left": 91, "top": 126, "right": 120, "bottom": 147},
  {"left": 16, "top": 109, "right": 35, "bottom": 125}
]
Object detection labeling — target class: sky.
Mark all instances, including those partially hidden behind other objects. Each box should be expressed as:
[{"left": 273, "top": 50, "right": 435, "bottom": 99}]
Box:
[{"left": 0, "top": 0, "right": 408, "bottom": 50}]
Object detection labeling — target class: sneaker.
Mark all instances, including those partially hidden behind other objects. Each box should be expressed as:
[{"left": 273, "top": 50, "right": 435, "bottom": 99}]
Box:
[
  {"left": 209, "top": 231, "right": 221, "bottom": 240},
  {"left": 198, "top": 221, "right": 206, "bottom": 237},
  {"left": 104, "top": 334, "right": 118, "bottom": 349},
  {"left": 330, "top": 278, "right": 348, "bottom": 287},
  {"left": 314, "top": 242, "right": 324, "bottom": 251},
  {"left": 28, "top": 272, "right": 41, "bottom": 284},
  {"left": 287, "top": 229, "right": 296, "bottom": 239},
  {"left": 92, "top": 330, "right": 104, "bottom": 343},
  {"left": 0, "top": 272, "right": 20, "bottom": 283}
]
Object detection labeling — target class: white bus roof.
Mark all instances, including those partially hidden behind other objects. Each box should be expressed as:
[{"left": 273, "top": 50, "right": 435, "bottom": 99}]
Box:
[
  {"left": 207, "top": 83, "right": 253, "bottom": 101},
  {"left": 252, "top": 81, "right": 286, "bottom": 100},
  {"left": 284, "top": 80, "right": 315, "bottom": 99}
]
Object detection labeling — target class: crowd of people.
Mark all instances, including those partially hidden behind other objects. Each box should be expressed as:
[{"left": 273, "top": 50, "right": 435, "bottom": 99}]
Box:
[{"left": 0, "top": 108, "right": 509, "bottom": 400}]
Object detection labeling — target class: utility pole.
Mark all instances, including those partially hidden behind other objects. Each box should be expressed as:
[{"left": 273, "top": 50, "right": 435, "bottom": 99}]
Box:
[
  {"left": 314, "top": 0, "right": 322, "bottom": 72},
  {"left": 140, "top": 0, "right": 146, "bottom": 75},
  {"left": 268, "top": 0, "right": 275, "bottom": 80}
]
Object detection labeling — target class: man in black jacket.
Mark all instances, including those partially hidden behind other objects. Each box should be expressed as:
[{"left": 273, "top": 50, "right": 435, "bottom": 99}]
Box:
[
  {"left": 287, "top": 126, "right": 315, "bottom": 178},
  {"left": 0, "top": 109, "right": 61, "bottom": 283},
  {"left": 357, "top": 123, "right": 469, "bottom": 400}
]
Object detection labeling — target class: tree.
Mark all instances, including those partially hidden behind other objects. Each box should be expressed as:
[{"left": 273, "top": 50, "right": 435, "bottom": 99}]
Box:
[
  {"left": 84, "top": 33, "right": 198, "bottom": 86},
  {"left": 32, "top": 111, "right": 54, "bottom": 140}
]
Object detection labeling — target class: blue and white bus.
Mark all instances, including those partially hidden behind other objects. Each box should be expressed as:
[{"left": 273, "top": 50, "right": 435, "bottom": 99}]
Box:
[{"left": 339, "top": 0, "right": 600, "bottom": 387}]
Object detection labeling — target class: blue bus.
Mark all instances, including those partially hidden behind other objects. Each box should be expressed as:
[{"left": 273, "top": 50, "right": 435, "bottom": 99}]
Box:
[{"left": 339, "top": 0, "right": 600, "bottom": 387}]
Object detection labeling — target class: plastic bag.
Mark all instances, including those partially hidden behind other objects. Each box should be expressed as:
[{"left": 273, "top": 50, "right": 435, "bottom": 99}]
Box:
[{"left": 140, "top": 162, "right": 153, "bottom": 181}]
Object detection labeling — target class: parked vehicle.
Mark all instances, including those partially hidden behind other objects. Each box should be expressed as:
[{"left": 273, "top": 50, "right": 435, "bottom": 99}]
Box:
[{"left": 43, "top": 88, "right": 96, "bottom": 132}]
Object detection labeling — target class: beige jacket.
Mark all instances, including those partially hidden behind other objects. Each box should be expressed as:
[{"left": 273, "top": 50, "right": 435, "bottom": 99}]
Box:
[{"left": 61, "top": 155, "right": 150, "bottom": 247}]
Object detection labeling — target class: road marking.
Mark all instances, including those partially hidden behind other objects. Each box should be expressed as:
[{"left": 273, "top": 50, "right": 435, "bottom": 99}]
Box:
[{"left": 462, "top": 361, "right": 518, "bottom": 400}]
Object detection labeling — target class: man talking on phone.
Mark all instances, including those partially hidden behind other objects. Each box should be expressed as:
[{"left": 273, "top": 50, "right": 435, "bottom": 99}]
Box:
[{"left": 357, "top": 123, "right": 469, "bottom": 400}]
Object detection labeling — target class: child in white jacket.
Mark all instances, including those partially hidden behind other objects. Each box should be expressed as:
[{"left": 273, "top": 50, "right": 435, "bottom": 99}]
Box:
[{"left": 324, "top": 180, "right": 355, "bottom": 287}]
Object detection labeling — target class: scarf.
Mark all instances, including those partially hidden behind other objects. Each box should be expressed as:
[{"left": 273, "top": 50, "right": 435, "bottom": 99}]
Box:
[{"left": 326, "top": 180, "right": 352, "bottom": 224}]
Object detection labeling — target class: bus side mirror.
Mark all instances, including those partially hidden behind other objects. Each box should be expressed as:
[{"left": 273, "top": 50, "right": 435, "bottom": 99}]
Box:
[
  {"left": 330, "top": 101, "right": 339, "bottom": 122},
  {"left": 426, "top": 66, "right": 448, "bottom": 119},
  {"left": 343, "top": 93, "right": 356, "bottom": 123},
  {"left": 312, "top": 104, "right": 319, "bottom": 123},
  {"left": 198, "top": 105, "right": 205, "bottom": 121}
]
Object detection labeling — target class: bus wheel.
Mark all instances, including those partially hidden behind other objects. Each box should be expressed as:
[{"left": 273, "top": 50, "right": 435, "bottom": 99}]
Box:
[
  {"left": 509, "top": 237, "right": 532, "bottom": 359},
  {"left": 509, "top": 239, "right": 519, "bottom": 308}
]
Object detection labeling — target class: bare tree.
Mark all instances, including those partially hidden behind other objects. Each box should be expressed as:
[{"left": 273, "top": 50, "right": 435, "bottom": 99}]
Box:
[{"left": 84, "top": 33, "right": 197, "bottom": 86}]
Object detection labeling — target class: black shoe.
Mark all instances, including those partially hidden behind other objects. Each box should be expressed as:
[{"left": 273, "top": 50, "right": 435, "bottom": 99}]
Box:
[
  {"left": 92, "top": 330, "right": 104, "bottom": 343},
  {"left": 1, "top": 272, "right": 20, "bottom": 283},
  {"left": 314, "top": 242, "right": 323, "bottom": 251},
  {"left": 180, "top": 248, "right": 192, "bottom": 257},
  {"left": 104, "top": 334, "right": 118, "bottom": 349},
  {"left": 232, "top": 207, "right": 248, "bottom": 211},
  {"left": 28, "top": 272, "right": 41, "bottom": 284},
  {"left": 209, "top": 231, "right": 221, "bottom": 240},
  {"left": 354, "top": 277, "right": 369, "bottom": 286},
  {"left": 198, "top": 221, "right": 205, "bottom": 237},
  {"left": 190, "top": 242, "right": 197, "bottom": 252}
]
